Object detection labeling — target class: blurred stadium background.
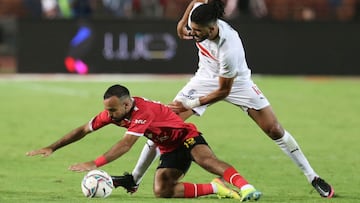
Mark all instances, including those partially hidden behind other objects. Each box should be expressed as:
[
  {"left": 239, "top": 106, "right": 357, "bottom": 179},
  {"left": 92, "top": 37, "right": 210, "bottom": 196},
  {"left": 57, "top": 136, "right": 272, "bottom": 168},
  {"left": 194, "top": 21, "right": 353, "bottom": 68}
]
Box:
[{"left": 0, "top": 0, "right": 360, "bottom": 76}]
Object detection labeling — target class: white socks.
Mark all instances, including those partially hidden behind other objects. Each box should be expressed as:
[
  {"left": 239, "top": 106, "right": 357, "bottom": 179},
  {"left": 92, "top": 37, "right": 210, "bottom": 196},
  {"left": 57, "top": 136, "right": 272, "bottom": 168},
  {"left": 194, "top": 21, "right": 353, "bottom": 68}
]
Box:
[
  {"left": 131, "top": 139, "right": 160, "bottom": 185},
  {"left": 275, "top": 131, "right": 318, "bottom": 183},
  {"left": 211, "top": 182, "right": 218, "bottom": 193}
]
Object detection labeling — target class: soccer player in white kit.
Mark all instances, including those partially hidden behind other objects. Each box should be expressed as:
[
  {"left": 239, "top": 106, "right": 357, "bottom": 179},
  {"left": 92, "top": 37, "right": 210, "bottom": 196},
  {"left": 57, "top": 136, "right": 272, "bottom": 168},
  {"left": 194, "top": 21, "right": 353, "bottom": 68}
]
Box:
[{"left": 113, "top": 0, "right": 335, "bottom": 199}]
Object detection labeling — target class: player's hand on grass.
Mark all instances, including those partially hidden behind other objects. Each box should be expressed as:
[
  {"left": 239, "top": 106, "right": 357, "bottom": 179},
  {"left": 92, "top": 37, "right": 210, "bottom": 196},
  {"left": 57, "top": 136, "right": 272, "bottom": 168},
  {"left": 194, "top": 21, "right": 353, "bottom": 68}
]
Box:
[
  {"left": 26, "top": 147, "right": 53, "bottom": 157},
  {"left": 168, "top": 100, "right": 188, "bottom": 114},
  {"left": 69, "top": 161, "right": 96, "bottom": 172}
]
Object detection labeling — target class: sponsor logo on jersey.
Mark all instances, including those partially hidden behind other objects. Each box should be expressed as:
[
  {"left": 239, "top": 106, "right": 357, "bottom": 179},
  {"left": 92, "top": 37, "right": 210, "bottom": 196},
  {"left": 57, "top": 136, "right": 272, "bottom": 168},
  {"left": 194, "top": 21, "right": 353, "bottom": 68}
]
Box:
[{"left": 134, "top": 119, "right": 147, "bottom": 124}]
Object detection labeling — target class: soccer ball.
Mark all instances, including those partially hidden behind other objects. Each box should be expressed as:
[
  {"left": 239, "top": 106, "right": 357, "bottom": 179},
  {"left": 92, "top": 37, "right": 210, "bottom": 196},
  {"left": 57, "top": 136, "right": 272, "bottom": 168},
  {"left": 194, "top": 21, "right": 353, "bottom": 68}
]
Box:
[{"left": 81, "top": 169, "right": 114, "bottom": 198}]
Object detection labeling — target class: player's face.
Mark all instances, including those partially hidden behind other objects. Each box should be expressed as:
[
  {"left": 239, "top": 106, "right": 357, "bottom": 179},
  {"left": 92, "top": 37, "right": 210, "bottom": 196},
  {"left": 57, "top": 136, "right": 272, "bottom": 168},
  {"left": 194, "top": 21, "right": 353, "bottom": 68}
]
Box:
[
  {"left": 103, "top": 96, "right": 128, "bottom": 122},
  {"left": 190, "top": 22, "right": 210, "bottom": 42}
]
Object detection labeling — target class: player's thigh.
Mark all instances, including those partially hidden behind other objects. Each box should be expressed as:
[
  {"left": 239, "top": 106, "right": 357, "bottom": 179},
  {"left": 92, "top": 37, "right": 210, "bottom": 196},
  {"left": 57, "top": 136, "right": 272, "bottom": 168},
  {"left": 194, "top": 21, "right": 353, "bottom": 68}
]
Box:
[
  {"left": 247, "top": 106, "right": 284, "bottom": 138},
  {"left": 154, "top": 168, "right": 184, "bottom": 186},
  {"left": 191, "top": 144, "right": 216, "bottom": 166},
  {"left": 190, "top": 140, "right": 231, "bottom": 175},
  {"left": 225, "top": 81, "right": 270, "bottom": 111},
  {"left": 248, "top": 106, "right": 278, "bottom": 126},
  {"left": 174, "top": 77, "right": 218, "bottom": 100},
  {"left": 174, "top": 78, "right": 218, "bottom": 116}
]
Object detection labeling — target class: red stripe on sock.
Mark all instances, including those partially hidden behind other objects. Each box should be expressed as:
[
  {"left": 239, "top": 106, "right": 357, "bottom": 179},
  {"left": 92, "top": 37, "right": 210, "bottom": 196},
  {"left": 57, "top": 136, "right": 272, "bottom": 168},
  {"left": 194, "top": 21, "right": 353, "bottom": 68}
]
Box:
[
  {"left": 183, "top": 182, "right": 214, "bottom": 198},
  {"left": 223, "top": 167, "right": 249, "bottom": 188}
]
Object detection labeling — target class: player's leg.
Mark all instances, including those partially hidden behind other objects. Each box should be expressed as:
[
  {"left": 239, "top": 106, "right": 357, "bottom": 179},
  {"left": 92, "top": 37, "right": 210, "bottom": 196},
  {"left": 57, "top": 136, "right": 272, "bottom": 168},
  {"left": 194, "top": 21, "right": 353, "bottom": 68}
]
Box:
[
  {"left": 112, "top": 139, "right": 159, "bottom": 193},
  {"left": 188, "top": 136, "right": 261, "bottom": 201},
  {"left": 153, "top": 168, "right": 185, "bottom": 197},
  {"left": 131, "top": 139, "right": 160, "bottom": 185},
  {"left": 154, "top": 143, "right": 244, "bottom": 199},
  {"left": 154, "top": 167, "right": 241, "bottom": 199},
  {"left": 154, "top": 147, "right": 217, "bottom": 198},
  {"left": 248, "top": 106, "right": 320, "bottom": 178},
  {"left": 247, "top": 103, "right": 334, "bottom": 198},
  {"left": 226, "top": 80, "right": 334, "bottom": 198}
]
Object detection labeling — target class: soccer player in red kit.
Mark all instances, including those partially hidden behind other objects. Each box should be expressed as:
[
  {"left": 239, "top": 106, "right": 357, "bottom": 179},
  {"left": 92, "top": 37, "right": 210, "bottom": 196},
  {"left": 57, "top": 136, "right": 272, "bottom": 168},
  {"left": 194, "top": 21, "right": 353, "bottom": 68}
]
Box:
[{"left": 26, "top": 84, "right": 261, "bottom": 201}]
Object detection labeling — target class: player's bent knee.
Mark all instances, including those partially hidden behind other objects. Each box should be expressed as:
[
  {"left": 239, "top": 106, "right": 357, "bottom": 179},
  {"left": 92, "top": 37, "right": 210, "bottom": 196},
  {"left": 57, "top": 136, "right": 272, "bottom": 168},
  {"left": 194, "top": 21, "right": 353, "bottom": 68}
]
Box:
[
  {"left": 267, "top": 123, "right": 284, "bottom": 139},
  {"left": 153, "top": 186, "right": 174, "bottom": 198}
]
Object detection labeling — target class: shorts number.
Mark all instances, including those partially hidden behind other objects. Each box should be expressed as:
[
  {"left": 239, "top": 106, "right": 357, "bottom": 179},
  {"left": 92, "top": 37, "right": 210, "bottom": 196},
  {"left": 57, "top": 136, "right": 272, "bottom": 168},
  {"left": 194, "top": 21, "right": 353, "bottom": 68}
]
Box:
[{"left": 184, "top": 138, "right": 196, "bottom": 148}]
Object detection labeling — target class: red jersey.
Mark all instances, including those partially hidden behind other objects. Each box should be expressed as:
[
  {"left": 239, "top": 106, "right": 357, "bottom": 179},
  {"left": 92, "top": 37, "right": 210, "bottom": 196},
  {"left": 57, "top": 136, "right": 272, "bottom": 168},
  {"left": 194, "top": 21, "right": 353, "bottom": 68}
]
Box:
[{"left": 89, "top": 97, "right": 200, "bottom": 153}]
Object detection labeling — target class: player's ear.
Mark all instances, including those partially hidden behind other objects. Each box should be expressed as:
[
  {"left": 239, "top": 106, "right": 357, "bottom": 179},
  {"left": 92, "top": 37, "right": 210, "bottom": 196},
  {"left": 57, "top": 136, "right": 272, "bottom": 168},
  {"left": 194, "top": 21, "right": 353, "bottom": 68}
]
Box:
[
  {"left": 124, "top": 98, "right": 131, "bottom": 107},
  {"left": 209, "top": 24, "right": 216, "bottom": 32}
]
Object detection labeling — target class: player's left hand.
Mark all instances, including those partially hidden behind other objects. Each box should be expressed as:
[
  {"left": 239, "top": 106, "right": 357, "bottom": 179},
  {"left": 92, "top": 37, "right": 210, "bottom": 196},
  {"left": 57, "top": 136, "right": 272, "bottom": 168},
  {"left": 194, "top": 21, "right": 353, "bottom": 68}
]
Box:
[
  {"left": 26, "top": 147, "right": 53, "bottom": 157},
  {"left": 179, "top": 27, "right": 194, "bottom": 40},
  {"left": 168, "top": 100, "right": 188, "bottom": 114},
  {"left": 69, "top": 161, "right": 96, "bottom": 172},
  {"left": 177, "top": 22, "right": 194, "bottom": 40}
]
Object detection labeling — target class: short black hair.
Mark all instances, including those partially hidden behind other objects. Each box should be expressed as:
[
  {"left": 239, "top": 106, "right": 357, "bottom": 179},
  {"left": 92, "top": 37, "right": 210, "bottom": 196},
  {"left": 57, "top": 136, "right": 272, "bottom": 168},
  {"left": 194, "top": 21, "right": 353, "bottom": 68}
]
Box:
[
  {"left": 190, "top": 0, "right": 225, "bottom": 26},
  {"left": 103, "top": 84, "right": 130, "bottom": 100}
]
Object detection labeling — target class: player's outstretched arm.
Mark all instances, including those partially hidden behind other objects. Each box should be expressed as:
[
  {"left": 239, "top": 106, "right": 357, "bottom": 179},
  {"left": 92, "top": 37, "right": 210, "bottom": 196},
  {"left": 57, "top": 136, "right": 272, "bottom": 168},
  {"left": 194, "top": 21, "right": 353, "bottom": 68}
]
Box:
[
  {"left": 26, "top": 147, "right": 53, "bottom": 157},
  {"left": 26, "top": 123, "right": 92, "bottom": 157},
  {"left": 69, "top": 133, "right": 140, "bottom": 172}
]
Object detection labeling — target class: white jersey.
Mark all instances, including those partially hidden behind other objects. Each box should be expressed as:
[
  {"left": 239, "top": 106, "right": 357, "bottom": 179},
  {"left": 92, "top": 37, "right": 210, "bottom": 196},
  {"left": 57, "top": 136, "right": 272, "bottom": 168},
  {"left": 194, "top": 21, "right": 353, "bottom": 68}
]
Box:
[
  {"left": 194, "top": 19, "right": 251, "bottom": 81},
  {"left": 188, "top": 2, "right": 251, "bottom": 81},
  {"left": 176, "top": 2, "right": 269, "bottom": 115}
]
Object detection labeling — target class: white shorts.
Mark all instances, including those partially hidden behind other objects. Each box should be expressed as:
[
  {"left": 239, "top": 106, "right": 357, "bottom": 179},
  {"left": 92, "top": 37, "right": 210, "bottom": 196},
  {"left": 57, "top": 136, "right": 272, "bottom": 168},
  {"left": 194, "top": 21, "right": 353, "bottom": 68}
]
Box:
[{"left": 174, "top": 76, "right": 270, "bottom": 116}]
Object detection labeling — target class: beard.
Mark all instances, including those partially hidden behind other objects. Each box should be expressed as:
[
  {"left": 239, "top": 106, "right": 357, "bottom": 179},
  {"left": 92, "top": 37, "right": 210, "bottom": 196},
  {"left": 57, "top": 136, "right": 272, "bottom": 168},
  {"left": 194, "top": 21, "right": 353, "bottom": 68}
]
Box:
[
  {"left": 111, "top": 114, "right": 127, "bottom": 122},
  {"left": 111, "top": 116, "right": 122, "bottom": 122}
]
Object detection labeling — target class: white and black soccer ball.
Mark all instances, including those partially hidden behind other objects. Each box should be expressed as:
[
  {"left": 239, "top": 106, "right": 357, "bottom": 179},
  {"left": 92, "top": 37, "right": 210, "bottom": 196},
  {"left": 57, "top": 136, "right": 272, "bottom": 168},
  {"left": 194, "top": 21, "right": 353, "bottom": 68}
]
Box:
[{"left": 81, "top": 169, "right": 114, "bottom": 198}]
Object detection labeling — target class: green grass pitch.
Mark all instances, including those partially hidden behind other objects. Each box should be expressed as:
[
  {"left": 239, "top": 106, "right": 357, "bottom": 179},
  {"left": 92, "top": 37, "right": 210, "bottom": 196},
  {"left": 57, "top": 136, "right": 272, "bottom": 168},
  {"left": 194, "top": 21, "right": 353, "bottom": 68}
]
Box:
[{"left": 0, "top": 75, "right": 359, "bottom": 203}]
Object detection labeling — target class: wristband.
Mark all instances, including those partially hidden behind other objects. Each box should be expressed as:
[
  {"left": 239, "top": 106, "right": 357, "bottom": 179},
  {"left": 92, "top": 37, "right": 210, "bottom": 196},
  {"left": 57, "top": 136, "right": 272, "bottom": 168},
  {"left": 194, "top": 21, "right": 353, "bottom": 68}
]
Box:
[
  {"left": 183, "top": 98, "right": 201, "bottom": 109},
  {"left": 94, "top": 155, "right": 107, "bottom": 167}
]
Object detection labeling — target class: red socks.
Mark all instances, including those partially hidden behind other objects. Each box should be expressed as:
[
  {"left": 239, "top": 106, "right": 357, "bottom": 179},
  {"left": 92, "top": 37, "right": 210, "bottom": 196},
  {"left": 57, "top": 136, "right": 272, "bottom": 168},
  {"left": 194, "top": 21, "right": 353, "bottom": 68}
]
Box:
[
  {"left": 183, "top": 183, "right": 214, "bottom": 198},
  {"left": 182, "top": 167, "right": 248, "bottom": 198},
  {"left": 223, "top": 167, "right": 249, "bottom": 188}
]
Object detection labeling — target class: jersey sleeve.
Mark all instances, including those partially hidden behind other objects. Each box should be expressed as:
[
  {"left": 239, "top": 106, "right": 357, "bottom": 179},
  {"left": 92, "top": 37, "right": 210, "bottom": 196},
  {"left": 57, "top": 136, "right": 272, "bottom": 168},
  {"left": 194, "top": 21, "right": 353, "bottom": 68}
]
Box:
[{"left": 88, "top": 110, "right": 112, "bottom": 131}]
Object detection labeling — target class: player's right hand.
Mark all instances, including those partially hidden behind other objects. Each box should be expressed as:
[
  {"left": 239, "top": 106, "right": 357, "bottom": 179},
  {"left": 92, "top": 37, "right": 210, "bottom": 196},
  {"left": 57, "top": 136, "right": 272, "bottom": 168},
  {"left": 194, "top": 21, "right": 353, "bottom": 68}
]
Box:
[
  {"left": 69, "top": 161, "right": 96, "bottom": 172},
  {"left": 26, "top": 147, "right": 53, "bottom": 157},
  {"left": 178, "top": 27, "right": 194, "bottom": 40},
  {"left": 168, "top": 100, "right": 188, "bottom": 114},
  {"left": 177, "top": 21, "right": 194, "bottom": 40}
]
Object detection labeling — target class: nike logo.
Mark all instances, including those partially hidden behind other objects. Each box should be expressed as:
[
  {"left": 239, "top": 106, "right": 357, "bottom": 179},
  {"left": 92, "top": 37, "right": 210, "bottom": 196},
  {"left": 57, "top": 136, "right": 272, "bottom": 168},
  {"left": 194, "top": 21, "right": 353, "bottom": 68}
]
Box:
[
  {"left": 290, "top": 148, "right": 299, "bottom": 153},
  {"left": 316, "top": 187, "right": 329, "bottom": 197}
]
